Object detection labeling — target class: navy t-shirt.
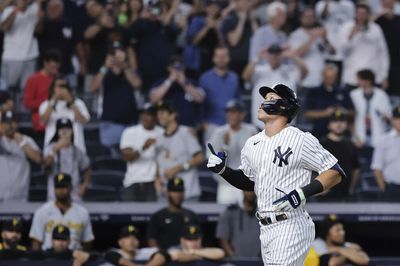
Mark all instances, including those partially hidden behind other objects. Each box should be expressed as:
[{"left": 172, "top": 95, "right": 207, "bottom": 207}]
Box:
[{"left": 101, "top": 70, "right": 138, "bottom": 125}]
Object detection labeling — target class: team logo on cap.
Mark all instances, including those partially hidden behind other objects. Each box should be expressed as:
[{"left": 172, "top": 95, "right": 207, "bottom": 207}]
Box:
[
  {"left": 329, "top": 214, "right": 337, "bottom": 221},
  {"left": 189, "top": 226, "right": 197, "bottom": 235},
  {"left": 128, "top": 225, "right": 135, "bottom": 233},
  {"left": 12, "top": 218, "right": 19, "bottom": 227},
  {"left": 57, "top": 225, "right": 65, "bottom": 234},
  {"left": 174, "top": 178, "right": 181, "bottom": 186},
  {"left": 57, "top": 174, "right": 64, "bottom": 182}
]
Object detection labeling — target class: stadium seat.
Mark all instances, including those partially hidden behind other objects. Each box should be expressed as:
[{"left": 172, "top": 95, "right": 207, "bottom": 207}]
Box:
[
  {"left": 90, "top": 170, "right": 124, "bottom": 190},
  {"left": 91, "top": 157, "right": 126, "bottom": 172},
  {"left": 28, "top": 185, "right": 47, "bottom": 202},
  {"left": 30, "top": 172, "right": 47, "bottom": 187},
  {"left": 86, "top": 142, "right": 112, "bottom": 160},
  {"left": 83, "top": 185, "right": 118, "bottom": 202},
  {"left": 199, "top": 170, "right": 217, "bottom": 202}
]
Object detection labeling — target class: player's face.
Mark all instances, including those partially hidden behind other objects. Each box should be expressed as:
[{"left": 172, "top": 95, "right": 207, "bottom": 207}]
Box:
[
  {"left": 168, "top": 191, "right": 184, "bottom": 208},
  {"left": 55, "top": 187, "right": 71, "bottom": 203},
  {"left": 1, "top": 230, "right": 21, "bottom": 247},
  {"left": 181, "top": 238, "right": 202, "bottom": 250},
  {"left": 328, "top": 120, "right": 348, "bottom": 136},
  {"left": 392, "top": 117, "right": 400, "bottom": 132},
  {"left": 52, "top": 239, "right": 70, "bottom": 253},
  {"left": 328, "top": 223, "right": 345, "bottom": 245},
  {"left": 258, "top": 92, "right": 282, "bottom": 122},
  {"left": 226, "top": 110, "right": 244, "bottom": 128},
  {"left": 118, "top": 235, "right": 139, "bottom": 253}
]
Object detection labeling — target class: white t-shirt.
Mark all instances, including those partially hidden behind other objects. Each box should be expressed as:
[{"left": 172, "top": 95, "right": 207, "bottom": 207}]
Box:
[
  {"left": 39, "top": 99, "right": 90, "bottom": 152},
  {"left": 29, "top": 201, "right": 94, "bottom": 250},
  {"left": 250, "top": 63, "right": 301, "bottom": 129},
  {"left": 120, "top": 124, "right": 163, "bottom": 187},
  {"left": 1, "top": 3, "right": 39, "bottom": 61},
  {"left": 288, "top": 28, "right": 325, "bottom": 88}
]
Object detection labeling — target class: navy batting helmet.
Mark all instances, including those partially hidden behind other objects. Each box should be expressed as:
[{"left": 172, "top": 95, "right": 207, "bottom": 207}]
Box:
[{"left": 259, "top": 84, "right": 300, "bottom": 123}]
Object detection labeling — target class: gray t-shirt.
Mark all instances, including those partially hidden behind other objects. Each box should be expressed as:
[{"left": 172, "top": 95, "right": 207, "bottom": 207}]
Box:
[
  {"left": 0, "top": 135, "right": 40, "bottom": 201},
  {"left": 216, "top": 205, "right": 261, "bottom": 258},
  {"left": 157, "top": 126, "right": 202, "bottom": 199},
  {"left": 44, "top": 144, "right": 90, "bottom": 201}
]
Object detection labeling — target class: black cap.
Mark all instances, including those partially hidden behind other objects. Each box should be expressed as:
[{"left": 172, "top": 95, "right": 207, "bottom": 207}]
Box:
[
  {"left": 1, "top": 110, "right": 18, "bottom": 123},
  {"left": 205, "top": 0, "right": 220, "bottom": 6},
  {"left": 320, "top": 214, "right": 343, "bottom": 240},
  {"left": 392, "top": 106, "right": 400, "bottom": 118},
  {"left": 139, "top": 102, "right": 157, "bottom": 116},
  {"left": 167, "top": 177, "right": 184, "bottom": 192},
  {"left": 2, "top": 218, "right": 23, "bottom": 233},
  {"left": 54, "top": 173, "right": 72, "bottom": 188},
  {"left": 268, "top": 44, "right": 283, "bottom": 54},
  {"left": 156, "top": 100, "right": 176, "bottom": 113},
  {"left": 52, "top": 224, "right": 70, "bottom": 240},
  {"left": 181, "top": 224, "right": 203, "bottom": 240},
  {"left": 118, "top": 225, "right": 139, "bottom": 239},
  {"left": 225, "top": 99, "right": 245, "bottom": 112},
  {"left": 259, "top": 84, "right": 297, "bottom": 101},
  {"left": 56, "top": 118, "right": 73, "bottom": 130},
  {"left": 330, "top": 110, "right": 349, "bottom": 122}
]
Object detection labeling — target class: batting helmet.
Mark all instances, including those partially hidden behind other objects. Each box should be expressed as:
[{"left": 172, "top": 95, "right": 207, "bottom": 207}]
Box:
[{"left": 259, "top": 84, "right": 300, "bottom": 123}]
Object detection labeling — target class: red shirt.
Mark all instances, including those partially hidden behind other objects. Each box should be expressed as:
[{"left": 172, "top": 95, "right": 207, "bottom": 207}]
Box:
[{"left": 23, "top": 72, "right": 53, "bottom": 131}]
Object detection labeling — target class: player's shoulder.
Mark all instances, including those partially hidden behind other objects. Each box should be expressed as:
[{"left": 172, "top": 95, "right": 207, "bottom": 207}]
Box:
[
  {"left": 71, "top": 202, "right": 90, "bottom": 216},
  {"left": 244, "top": 131, "right": 264, "bottom": 146},
  {"left": 36, "top": 201, "right": 55, "bottom": 213},
  {"left": 284, "top": 126, "right": 311, "bottom": 139}
]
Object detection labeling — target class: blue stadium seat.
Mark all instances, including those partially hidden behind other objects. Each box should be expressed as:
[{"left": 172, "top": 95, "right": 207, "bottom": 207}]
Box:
[
  {"left": 91, "top": 157, "right": 126, "bottom": 172},
  {"left": 28, "top": 185, "right": 47, "bottom": 202},
  {"left": 86, "top": 142, "right": 112, "bottom": 160},
  {"left": 83, "top": 185, "right": 118, "bottom": 202},
  {"left": 90, "top": 170, "right": 124, "bottom": 190}
]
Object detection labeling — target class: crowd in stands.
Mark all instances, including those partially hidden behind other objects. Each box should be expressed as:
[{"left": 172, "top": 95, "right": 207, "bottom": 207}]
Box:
[{"left": 0, "top": 0, "right": 400, "bottom": 264}]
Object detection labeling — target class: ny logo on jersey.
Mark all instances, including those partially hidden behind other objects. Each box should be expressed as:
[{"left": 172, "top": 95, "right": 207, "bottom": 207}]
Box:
[{"left": 273, "top": 146, "right": 293, "bottom": 167}]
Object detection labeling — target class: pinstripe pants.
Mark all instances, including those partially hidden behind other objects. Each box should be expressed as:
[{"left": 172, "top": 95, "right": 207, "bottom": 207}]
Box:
[{"left": 259, "top": 210, "right": 315, "bottom": 266}]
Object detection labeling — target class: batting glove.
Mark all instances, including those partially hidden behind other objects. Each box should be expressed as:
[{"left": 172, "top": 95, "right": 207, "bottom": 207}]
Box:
[
  {"left": 272, "top": 188, "right": 306, "bottom": 212},
  {"left": 206, "top": 143, "right": 227, "bottom": 175}
]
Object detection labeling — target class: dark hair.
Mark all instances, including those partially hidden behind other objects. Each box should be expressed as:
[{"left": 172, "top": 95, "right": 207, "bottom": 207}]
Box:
[
  {"left": 48, "top": 76, "right": 69, "bottom": 99},
  {"left": 357, "top": 69, "right": 375, "bottom": 84},
  {"left": 356, "top": 3, "right": 370, "bottom": 13},
  {"left": 43, "top": 49, "right": 62, "bottom": 63}
]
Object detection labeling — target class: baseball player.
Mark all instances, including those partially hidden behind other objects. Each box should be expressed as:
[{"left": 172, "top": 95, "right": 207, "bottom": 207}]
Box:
[{"left": 207, "top": 84, "right": 345, "bottom": 265}]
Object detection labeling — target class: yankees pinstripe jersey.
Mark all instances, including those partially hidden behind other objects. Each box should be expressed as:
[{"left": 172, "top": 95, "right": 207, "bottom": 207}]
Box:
[{"left": 239, "top": 126, "right": 338, "bottom": 213}]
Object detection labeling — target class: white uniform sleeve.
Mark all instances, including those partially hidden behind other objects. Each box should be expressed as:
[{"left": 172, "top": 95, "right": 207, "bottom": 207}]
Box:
[
  {"left": 29, "top": 208, "right": 45, "bottom": 243},
  {"left": 81, "top": 210, "right": 94, "bottom": 242},
  {"left": 301, "top": 133, "right": 338, "bottom": 173},
  {"left": 74, "top": 99, "right": 91, "bottom": 122},
  {"left": 238, "top": 139, "right": 255, "bottom": 181}
]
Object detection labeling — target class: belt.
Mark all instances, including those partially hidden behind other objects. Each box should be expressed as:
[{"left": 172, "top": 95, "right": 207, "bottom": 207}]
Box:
[{"left": 258, "top": 213, "right": 288, "bottom": 226}]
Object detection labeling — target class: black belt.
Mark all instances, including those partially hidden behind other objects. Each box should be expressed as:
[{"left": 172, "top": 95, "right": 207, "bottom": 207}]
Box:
[{"left": 259, "top": 213, "right": 288, "bottom": 225}]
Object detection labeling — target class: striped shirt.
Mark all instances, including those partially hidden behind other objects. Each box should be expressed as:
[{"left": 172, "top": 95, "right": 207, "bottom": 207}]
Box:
[{"left": 239, "top": 126, "right": 338, "bottom": 213}]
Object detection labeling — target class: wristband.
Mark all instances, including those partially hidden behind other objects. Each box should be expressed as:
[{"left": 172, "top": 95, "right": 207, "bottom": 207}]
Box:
[
  {"left": 99, "top": 66, "right": 108, "bottom": 74},
  {"left": 301, "top": 179, "right": 323, "bottom": 198},
  {"left": 183, "top": 162, "right": 190, "bottom": 171}
]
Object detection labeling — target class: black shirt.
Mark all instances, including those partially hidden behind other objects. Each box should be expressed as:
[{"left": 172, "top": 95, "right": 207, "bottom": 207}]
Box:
[
  {"left": 101, "top": 70, "right": 138, "bottom": 125},
  {"left": 320, "top": 137, "right": 359, "bottom": 199},
  {"left": 147, "top": 207, "right": 199, "bottom": 249}
]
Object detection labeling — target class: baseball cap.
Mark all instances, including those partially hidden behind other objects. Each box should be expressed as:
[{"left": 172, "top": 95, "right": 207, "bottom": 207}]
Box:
[
  {"left": 156, "top": 100, "right": 176, "bottom": 113},
  {"left": 225, "top": 99, "right": 245, "bottom": 112},
  {"left": 168, "top": 55, "right": 184, "bottom": 69},
  {"left": 0, "top": 110, "right": 18, "bottom": 123},
  {"left": 319, "top": 214, "right": 343, "bottom": 240},
  {"left": 181, "top": 224, "right": 203, "bottom": 240},
  {"left": 2, "top": 218, "right": 23, "bottom": 233},
  {"left": 267, "top": 44, "right": 283, "bottom": 54},
  {"left": 56, "top": 118, "right": 73, "bottom": 130},
  {"left": 330, "top": 110, "right": 349, "bottom": 122},
  {"left": 167, "top": 177, "right": 184, "bottom": 192},
  {"left": 54, "top": 173, "right": 72, "bottom": 188},
  {"left": 139, "top": 102, "right": 157, "bottom": 116},
  {"left": 259, "top": 84, "right": 297, "bottom": 101},
  {"left": 52, "top": 224, "right": 70, "bottom": 240},
  {"left": 392, "top": 106, "right": 400, "bottom": 118},
  {"left": 118, "top": 225, "right": 139, "bottom": 239}
]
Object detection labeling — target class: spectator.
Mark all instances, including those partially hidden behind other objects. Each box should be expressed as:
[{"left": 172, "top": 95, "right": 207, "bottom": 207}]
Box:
[
  {"left": 288, "top": 8, "right": 334, "bottom": 90},
  {"left": 104, "top": 225, "right": 167, "bottom": 266},
  {"left": 200, "top": 46, "right": 240, "bottom": 141},
  {"left": 43, "top": 118, "right": 91, "bottom": 201},
  {"left": 216, "top": 191, "right": 260, "bottom": 258},
  {"left": 0, "top": 0, "right": 42, "bottom": 91},
  {"left": 315, "top": 0, "right": 355, "bottom": 67},
  {"left": 120, "top": 103, "right": 163, "bottom": 202},
  {"left": 303, "top": 64, "right": 354, "bottom": 138},
  {"left": 117, "top": 0, "right": 143, "bottom": 28},
  {"left": 156, "top": 101, "right": 204, "bottom": 201},
  {"left": 0, "top": 218, "right": 27, "bottom": 259},
  {"left": 339, "top": 3, "right": 389, "bottom": 89},
  {"left": 371, "top": 106, "right": 400, "bottom": 201},
  {"left": 207, "top": 100, "right": 258, "bottom": 204},
  {"left": 220, "top": 0, "right": 258, "bottom": 78},
  {"left": 29, "top": 172, "right": 94, "bottom": 251},
  {"left": 147, "top": 177, "right": 199, "bottom": 249},
  {"left": 124, "top": 0, "right": 180, "bottom": 90},
  {"left": 83, "top": 0, "right": 117, "bottom": 93},
  {"left": 39, "top": 77, "right": 90, "bottom": 152},
  {"left": 150, "top": 56, "right": 205, "bottom": 128},
  {"left": 0, "top": 111, "right": 41, "bottom": 202},
  {"left": 350, "top": 69, "right": 392, "bottom": 148},
  {"left": 320, "top": 111, "right": 360, "bottom": 200},
  {"left": 312, "top": 215, "right": 369, "bottom": 266},
  {"left": 242, "top": 44, "right": 307, "bottom": 129},
  {"left": 183, "top": 0, "right": 222, "bottom": 78},
  {"left": 23, "top": 49, "right": 61, "bottom": 134},
  {"left": 249, "top": 2, "right": 287, "bottom": 62},
  {"left": 375, "top": 0, "right": 400, "bottom": 96},
  {"left": 91, "top": 43, "right": 142, "bottom": 149},
  {"left": 35, "top": 0, "right": 78, "bottom": 79},
  {"left": 168, "top": 224, "right": 225, "bottom": 263}
]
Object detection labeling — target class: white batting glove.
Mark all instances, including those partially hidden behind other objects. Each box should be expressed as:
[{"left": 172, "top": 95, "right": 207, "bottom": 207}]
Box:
[
  {"left": 272, "top": 188, "right": 306, "bottom": 212},
  {"left": 206, "top": 143, "right": 227, "bottom": 175}
]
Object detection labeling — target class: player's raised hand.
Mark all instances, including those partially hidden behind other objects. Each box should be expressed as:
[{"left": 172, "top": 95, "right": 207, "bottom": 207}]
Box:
[
  {"left": 206, "top": 143, "right": 227, "bottom": 175},
  {"left": 272, "top": 188, "right": 306, "bottom": 212}
]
